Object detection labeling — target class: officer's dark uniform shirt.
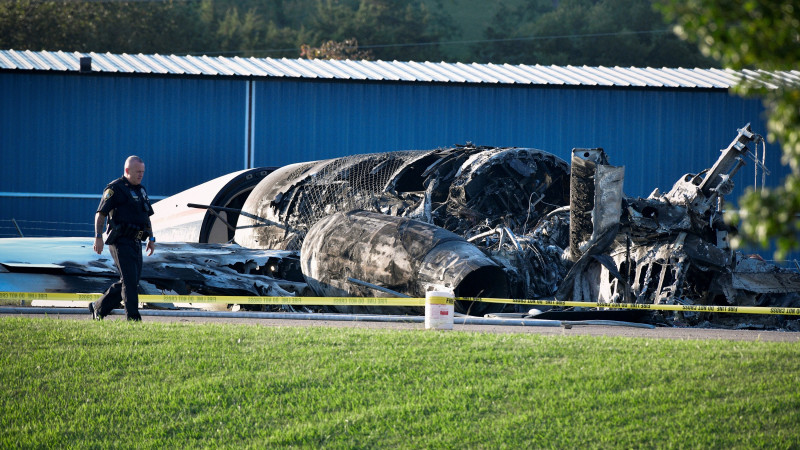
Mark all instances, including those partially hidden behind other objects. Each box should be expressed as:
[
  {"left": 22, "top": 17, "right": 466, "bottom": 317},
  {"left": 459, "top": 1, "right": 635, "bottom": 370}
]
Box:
[
  {"left": 97, "top": 177, "right": 154, "bottom": 233},
  {"left": 92, "top": 176, "right": 154, "bottom": 321}
]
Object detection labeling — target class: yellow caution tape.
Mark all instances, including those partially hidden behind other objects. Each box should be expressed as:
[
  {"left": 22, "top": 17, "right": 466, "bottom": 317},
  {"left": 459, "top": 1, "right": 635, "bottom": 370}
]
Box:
[
  {"left": 457, "top": 297, "right": 800, "bottom": 316},
  {"left": 426, "top": 295, "right": 455, "bottom": 305},
  {"left": 2, "top": 291, "right": 799, "bottom": 315},
  {"left": 0, "top": 291, "right": 424, "bottom": 307}
]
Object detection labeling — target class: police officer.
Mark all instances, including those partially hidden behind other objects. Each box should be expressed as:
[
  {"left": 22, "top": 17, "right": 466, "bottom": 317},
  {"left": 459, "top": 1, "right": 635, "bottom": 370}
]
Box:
[{"left": 89, "top": 155, "right": 156, "bottom": 321}]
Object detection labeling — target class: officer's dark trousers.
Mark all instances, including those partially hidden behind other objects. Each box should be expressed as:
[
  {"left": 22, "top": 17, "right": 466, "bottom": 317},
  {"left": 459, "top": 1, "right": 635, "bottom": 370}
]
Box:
[{"left": 93, "top": 238, "right": 143, "bottom": 321}]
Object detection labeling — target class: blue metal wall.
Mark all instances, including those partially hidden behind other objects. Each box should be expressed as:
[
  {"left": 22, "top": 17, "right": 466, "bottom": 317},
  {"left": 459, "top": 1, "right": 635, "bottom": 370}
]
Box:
[
  {"left": 253, "top": 79, "right": 781, "bottom": 200},
  {"left": 0, "top": 71, "right": 247, "bottom": 237},
  {"left": 1, "top": 71, "right": 786, "bottom": 251}
]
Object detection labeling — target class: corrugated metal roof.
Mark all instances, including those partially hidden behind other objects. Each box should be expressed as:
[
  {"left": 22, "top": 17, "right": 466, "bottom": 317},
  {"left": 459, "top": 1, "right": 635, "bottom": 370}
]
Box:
[{"left": 1, "top": 48, "right": 797, "bottom": 89}]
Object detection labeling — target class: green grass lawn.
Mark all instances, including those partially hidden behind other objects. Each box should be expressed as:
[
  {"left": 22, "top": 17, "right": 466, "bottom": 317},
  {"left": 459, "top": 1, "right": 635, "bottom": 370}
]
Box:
[{"left": 2, "top": 317, "right": 799, "bottom": 448}]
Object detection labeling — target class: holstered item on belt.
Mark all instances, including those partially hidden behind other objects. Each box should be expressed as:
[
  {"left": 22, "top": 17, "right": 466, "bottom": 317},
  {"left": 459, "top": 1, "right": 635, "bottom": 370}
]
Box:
[
  {"left": 104, "top": 227, "right": 120, "bottom": 245},
  {"left": 106, "top": 223, "right": 150, "bottom": 243}
]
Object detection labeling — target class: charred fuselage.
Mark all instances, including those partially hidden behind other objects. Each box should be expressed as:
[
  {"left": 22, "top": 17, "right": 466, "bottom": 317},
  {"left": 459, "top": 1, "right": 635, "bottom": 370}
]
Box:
[{"left": 234, "top": 145, "right": 571, "bottom": 306}]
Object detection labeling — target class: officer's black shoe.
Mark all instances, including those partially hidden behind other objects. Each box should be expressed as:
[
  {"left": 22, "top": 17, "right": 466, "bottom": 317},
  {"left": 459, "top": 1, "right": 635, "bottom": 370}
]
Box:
[{"left": 88, "top": 303, "right": 101, "bottom": 321}]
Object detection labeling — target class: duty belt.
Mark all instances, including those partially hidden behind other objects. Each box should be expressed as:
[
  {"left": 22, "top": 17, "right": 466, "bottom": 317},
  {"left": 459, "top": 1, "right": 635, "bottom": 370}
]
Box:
[{"left": 134, "top": 230, "right": 146, "bottom": 240}]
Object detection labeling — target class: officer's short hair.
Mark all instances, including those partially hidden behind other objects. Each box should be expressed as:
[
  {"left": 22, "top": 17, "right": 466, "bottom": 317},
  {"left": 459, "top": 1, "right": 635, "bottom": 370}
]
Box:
[{"left": 125, "top": 155, "right": 144, "bottom": 168}]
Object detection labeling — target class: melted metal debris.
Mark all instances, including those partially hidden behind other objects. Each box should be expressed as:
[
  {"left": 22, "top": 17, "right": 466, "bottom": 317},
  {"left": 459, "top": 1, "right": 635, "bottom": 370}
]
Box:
[{"left": 556, "top": 124, "right": 800, "bottom": 329}]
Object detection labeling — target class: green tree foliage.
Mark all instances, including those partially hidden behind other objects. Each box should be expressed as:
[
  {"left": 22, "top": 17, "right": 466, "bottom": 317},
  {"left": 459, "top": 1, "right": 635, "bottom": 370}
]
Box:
[
  {"left": 0, "top": 0, "right": 207, "bottom": 54},
  {"left": 306, "top": 0, "right": 453, "bottom": 61},
  {"left": 0, "top": 0, "right": 715, "bottom": 67},
  {"left": 0, "top": 0, "right": 450, "bottom": 59},
  {"left": 215, "top": 7, "right": 268, "bottom": 54},
  {"left": 477, "top": 0, "right": 716, "bottom": 66},
  {"left": 197, "top": 0, "right": 313, "bottom": 57},
  {"left": 658, "top": 0, "right": 800, "bottom": 258}
]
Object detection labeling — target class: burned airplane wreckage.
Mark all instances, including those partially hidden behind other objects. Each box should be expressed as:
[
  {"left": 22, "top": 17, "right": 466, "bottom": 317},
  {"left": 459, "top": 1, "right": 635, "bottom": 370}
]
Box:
[
  {"left": 149, "top": 145, "right": 571, "bottom": 316},
  {"left": 4, "top": 124, "right": 798, "bottom": 327},
  {"left": 231, "top": 146, "right": 571, "bottom": 315},
  {"left": 151, "top": 123, "right": 800, "bottom": 327}
]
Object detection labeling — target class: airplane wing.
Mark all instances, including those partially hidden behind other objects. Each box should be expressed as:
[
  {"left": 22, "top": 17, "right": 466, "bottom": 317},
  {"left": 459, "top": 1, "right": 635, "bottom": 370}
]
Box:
[{"left": 0, "top": 237, "right": 306, "bottom": 308}]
